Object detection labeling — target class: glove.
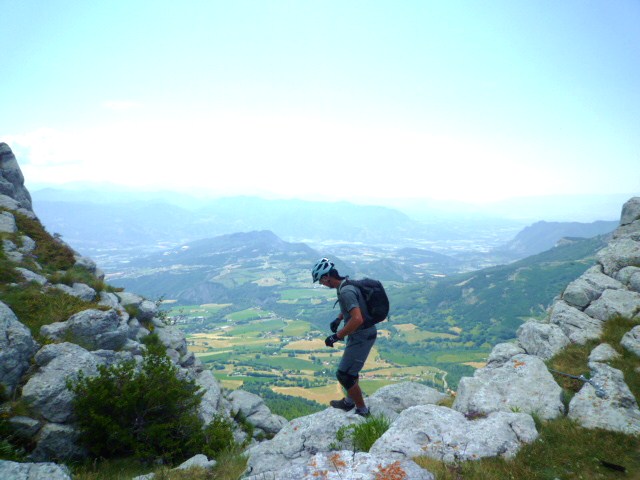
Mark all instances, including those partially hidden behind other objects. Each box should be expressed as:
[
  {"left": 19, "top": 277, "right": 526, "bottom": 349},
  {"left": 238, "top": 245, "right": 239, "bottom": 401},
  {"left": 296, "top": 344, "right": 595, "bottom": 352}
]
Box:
[
  {"left": 325, "top": 333, "right": 340, "bottom": 347},
  {"left": 330, "top": 317, "right": 341, "bottom": 333}
]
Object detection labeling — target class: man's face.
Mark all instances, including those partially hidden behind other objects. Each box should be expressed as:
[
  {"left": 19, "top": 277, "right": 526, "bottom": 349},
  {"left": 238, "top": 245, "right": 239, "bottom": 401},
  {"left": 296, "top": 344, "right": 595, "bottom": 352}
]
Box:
[{"left": 319, "top": 275, "right": 330, "bottom": 287}]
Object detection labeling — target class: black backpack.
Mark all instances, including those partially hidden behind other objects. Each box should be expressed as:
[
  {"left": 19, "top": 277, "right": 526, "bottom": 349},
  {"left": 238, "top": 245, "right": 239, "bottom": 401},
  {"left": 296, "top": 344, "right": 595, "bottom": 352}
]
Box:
[{"left": 339, "top": 278, "right": 390, "bottom": 328}]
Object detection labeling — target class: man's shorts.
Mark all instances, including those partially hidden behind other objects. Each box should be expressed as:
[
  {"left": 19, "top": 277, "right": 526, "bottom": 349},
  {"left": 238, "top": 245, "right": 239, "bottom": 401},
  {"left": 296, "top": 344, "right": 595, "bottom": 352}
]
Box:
[{"left": 338, "top": 326, "right": 378, "bottom": 376}]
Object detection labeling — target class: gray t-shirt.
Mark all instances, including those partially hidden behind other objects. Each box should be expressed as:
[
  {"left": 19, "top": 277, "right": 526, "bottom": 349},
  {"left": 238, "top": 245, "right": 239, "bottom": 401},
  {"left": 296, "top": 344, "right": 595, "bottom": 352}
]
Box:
[{"left": 337, "top": 279, "right": 372, "bottom": 330}]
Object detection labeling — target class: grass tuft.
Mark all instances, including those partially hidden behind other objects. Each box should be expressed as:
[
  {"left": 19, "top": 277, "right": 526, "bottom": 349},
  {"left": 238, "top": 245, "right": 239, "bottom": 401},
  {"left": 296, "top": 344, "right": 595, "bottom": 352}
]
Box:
[{"left": 0, "top": 283, "right": 104, "bottom": 341}]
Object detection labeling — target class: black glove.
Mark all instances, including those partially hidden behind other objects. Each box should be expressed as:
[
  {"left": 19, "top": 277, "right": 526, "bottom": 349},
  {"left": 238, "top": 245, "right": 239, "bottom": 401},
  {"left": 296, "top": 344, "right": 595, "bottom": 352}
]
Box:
[
  {"left": 325, "top": 333, "right": 340, "bottom": 347},
  {"left": 330, "top": 317, "right": 341, "bottom": 333}
]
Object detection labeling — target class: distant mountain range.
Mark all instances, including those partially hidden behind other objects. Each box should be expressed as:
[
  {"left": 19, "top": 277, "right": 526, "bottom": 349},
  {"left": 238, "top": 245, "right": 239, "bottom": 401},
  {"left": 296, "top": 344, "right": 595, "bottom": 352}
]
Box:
[{"left": 31, "top": 189, "right": 618, "bottom": 267}]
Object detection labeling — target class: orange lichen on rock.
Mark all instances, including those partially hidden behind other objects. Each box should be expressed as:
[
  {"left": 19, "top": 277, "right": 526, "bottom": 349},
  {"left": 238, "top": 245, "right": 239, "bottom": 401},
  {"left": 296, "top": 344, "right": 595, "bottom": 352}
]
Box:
[{"left": 374, "top": 461, "right": 407, "bottom": 480}]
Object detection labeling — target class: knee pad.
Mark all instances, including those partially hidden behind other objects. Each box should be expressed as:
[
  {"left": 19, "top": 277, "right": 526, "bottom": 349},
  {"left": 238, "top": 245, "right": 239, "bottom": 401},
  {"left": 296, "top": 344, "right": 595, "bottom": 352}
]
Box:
[{"left": 336, "top": 369, "right": 358, "bottom": 390}]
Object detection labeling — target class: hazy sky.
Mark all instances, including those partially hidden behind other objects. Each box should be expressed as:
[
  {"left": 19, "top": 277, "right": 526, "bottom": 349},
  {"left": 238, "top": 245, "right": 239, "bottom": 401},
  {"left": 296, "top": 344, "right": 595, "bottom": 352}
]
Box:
[{"left": 1, "top": 1, "right": 639, "bottom": 205}]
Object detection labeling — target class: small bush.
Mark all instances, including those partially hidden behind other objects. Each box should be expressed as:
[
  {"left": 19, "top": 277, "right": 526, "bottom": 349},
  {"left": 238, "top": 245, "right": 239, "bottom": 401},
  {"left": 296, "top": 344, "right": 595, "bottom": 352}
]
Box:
[
  {"left": 68, "top": 348, "right": 237, "bottom": 464},
  {"left": 335, "top": 414, "right": 391, "bottom": 452}
]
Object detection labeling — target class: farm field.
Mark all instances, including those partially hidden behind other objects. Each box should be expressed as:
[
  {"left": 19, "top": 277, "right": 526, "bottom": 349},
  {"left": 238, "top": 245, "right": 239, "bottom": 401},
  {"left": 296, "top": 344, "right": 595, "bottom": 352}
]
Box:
[{"left": 171, "top": 301, "right": 452, "bottom": 404}]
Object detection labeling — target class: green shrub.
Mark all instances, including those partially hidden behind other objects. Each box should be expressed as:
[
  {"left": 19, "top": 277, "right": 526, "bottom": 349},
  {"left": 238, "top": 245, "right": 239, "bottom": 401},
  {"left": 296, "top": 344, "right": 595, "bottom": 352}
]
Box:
[
  {"left": 335, "top": 414, "right": 391, "bottom": 452},
  {"left": 68, "top": 348, "right": 236, "bottom": 464}
]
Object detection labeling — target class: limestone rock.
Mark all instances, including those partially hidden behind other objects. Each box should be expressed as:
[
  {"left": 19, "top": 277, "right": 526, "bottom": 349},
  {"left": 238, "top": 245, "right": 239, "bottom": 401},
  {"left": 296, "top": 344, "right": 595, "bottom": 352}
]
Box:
[
  {"left": 154, "top": 325, "right": 188, "bottom": 355},
  {"left": 0, "top": 460, "right": 71, "bottom": 480},
  {"left": 549, "top": 300, "right": 604, "bottom": 344},
  {"left": 453, "top": 354, "right": 564, "bottom": 420},
  {"left": 0, "top": 142, "right": 34, "bottom": 212},
  {"left": 196, "top": 370, "right": 222, "bottom": 425},
  {"left": 29, "top": 423, "right": 87, "bottom": 462},
  {"left": 21, "top": 343, "right": 102, "bottom": 423},
  {"left": 584, "top": 288, "right": 640, "bottom": 321},
  {"left": 516, "top": 321, "right": 570, "bottom": 360},
  {"left": 0, "top": 210, "right": 17, "bottom": 233},
  {"left": 40, "top": 309, "right": 129, "bottom": 351},
  {"left": 245, "top": 451, "right": 434, "bottom": 480},
  {"left": 621, "top": 325, "right": 640, "bottom": 357},
  {"left": 228, "top": 389, "right": 287, "bottom": 436},
  {"left": 486, "top": 342, "right": 525, "bottom": 368},
  {"left": 244, "top": 408, "right": 363, "bottom": 478},
  {"left": 15, "top": 267, "right": 47, "bottom": 285},
  {"left": 568, "top": 362, "right": 640, "bottom": 435},
  {"left": 620, "top": 197, "right": 640, "bottom": 226},
  {"left": 369, "top": 381, "right": 447, "bottom": 412},
  {"left": 588, "top": 343, "right": 621, "bottom": 363},
  {"left": 370, "top": 405, "right": 538, "bottom": 462},
  {"left": 0, "top": 301, "right": 37, "bottom": 396},
  {"left": 51, "top": 283, "right": 97, "bottom": 302},
  {"left": 562, "top": 265, "right": 623, "bottom": 309},
  {"left": 597, "top": 238, "right": 640, "bottom": 277}
]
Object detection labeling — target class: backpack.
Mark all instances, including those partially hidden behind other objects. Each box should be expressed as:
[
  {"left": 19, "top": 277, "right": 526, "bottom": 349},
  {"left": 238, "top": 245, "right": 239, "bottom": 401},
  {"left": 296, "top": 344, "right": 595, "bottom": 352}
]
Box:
[{"left": 339, "top": 278, "right": 390, "bottom": 328}]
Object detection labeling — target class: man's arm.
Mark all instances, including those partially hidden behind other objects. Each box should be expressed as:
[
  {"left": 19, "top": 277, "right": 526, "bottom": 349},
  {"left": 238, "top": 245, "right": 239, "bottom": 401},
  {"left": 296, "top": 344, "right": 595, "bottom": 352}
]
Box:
[{"left": 337, "top": 307, "right": 363, "bottom": 339}]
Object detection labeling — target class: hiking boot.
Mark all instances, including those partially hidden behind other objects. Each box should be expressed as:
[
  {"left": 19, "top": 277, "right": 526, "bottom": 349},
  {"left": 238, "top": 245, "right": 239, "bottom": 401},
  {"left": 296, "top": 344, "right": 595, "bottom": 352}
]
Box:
[
  {"left": 355, "top": 407, "right": 370, "bottom": 417},
  {"left": 330, "top": 398, "right": 355, "bottom": 411}
]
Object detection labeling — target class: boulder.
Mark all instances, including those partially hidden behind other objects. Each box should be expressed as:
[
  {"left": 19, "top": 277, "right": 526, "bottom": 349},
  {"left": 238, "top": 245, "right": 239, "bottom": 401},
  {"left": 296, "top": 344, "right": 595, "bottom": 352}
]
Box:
[
  {"left": 549, "top": 300, "right": 604, "bottom": 344},
  {"left": 116, "top": 291, "right": 145, "bottom": 307},
  {"left": 370, "top": 405, "right": 538, "bottom": 462},
  {"left": 621, "top": 325, "right": 640, "bottom": 357},
  {"left": 21, "top": 343, "right": 102, "bottom": 423},
  {"left": 0, "top": 210, "right": 17, "bottom": 233},
  {"left": 588, "top": 343, "right": 621, "bottom": 363},
  {"left": 561, "top": 265, "right": 623, "bottom": 309},
  {"left": 29, "top": 423, "right": 87, "bottom": 462},
  {"left": 51, "top": 283, "right": 97, "bottom": 302},
  {"left": 584, "top": 288, "right": 640, "bottom": 321},
  {"left": 40, "top": 309, "right": 129, "bottom": 351},
  {"left": 368, "top": 382, "right": 447, "bottom": 413},
  {"left": 0, "top": 143, "right": 33, "bottom": 212},
  {"left": 245, "top": 451, "right": 434, "bottom": 480},
  {"left": 0, "top": 460, "right": 71, "bottom": 480},
  {"left": 136, "top": 300, "right": 158, "bottom": 322},
  {"left": 194, "top": 370, "right": 223, "bottom": 425},
  {"left": 228, "top": 389, "right": 287, "bottom": 436},
  {"left": 568, "top": 362, "right": 640, "bottom": 435},
  {"left": 0, "top": 301, "right": 37, "bottom": 396},
  {"left": 597, "top": 238, "right": 640, "bottom": 277},
  {"left": 516, "top": 321, "right": 570, "bottom": 360},
  {"left": 620, "top": 197, "right": 640, "bottom": 226},
  {"left": 154, "top": 325, "right": 188, "bottom": 355},
  {"left": 244, "top": 408, "right": 363, "bottom": 478},
  {"left": 485, "top": 342, "right": 525, "bottom": 368},
  {"left": 453, "top": 354, "right": 564, "bottom": 420},
  {"left": 15, "top": 267, "right": 47, "bottom": 285}
]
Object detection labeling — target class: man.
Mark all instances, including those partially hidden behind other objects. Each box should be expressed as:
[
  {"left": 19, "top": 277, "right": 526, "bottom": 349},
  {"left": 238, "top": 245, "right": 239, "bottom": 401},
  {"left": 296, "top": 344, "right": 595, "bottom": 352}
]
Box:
[{"left": 312, "top": 257, "right": 377, "bottom": 417}]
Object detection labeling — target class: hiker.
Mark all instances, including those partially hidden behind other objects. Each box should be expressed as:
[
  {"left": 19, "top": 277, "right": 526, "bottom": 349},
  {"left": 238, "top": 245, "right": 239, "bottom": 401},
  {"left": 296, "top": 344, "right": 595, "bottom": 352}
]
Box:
[{"left": 312, "top": 257, "right": 377, "bottom": 417}]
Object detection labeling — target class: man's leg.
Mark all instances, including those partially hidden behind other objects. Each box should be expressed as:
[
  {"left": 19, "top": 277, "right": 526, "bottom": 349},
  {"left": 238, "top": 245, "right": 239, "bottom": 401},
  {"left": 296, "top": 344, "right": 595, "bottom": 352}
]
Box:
[{"left": 347, "top": 380, "right": 365, "bottom": 408}]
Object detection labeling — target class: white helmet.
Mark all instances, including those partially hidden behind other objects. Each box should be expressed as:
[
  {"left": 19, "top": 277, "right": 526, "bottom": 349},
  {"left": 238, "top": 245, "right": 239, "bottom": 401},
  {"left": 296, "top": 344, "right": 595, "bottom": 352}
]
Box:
[{"left": 312, "top": 257, "right": 334, "bottom": 283}]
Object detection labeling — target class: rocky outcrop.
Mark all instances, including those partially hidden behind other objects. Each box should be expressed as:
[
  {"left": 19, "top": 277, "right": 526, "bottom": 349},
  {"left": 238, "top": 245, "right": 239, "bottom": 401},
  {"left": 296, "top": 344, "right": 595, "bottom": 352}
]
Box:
[
  {"left": 454, "top": 197, "right": 640, "bottom": 437},
  {"left": 453, "top": 354, "right": 564, "bottom": 419},
  {"left": 0, "top": 302, "right": 37, "bottom": 397},
  {"left": 0, "top": 142, "right": 33, "bottom": 215},
  {"left": 370, "top": 406, "right": 538, "bottom": 462}
]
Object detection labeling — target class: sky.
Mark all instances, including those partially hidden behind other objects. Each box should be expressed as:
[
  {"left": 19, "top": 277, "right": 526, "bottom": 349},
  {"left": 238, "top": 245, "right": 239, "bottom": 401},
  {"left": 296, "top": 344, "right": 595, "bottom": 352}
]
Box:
[{"left": 1, "top": 0, "right": 639, "bottom": 208}]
